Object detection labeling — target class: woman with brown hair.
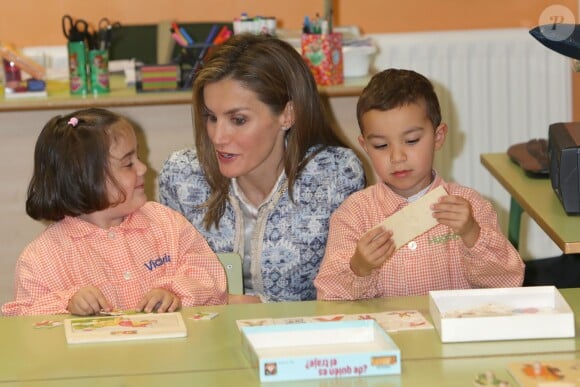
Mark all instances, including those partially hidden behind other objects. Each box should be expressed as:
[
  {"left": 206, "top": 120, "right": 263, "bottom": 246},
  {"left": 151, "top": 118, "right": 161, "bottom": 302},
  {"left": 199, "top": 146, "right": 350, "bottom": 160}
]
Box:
[{"left": 159, "top": 33, "right": 365, "bottom": 303}]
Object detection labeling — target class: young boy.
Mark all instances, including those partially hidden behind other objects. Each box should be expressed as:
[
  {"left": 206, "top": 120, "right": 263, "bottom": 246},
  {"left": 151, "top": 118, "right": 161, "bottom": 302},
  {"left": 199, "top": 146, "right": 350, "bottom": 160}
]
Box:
[{"left": 314, "top": 69, "right": 524, "bottom": 300}]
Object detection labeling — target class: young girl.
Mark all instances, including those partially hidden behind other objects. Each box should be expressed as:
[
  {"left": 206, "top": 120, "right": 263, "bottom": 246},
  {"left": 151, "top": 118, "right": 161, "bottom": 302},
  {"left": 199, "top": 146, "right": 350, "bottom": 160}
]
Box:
[{"left": 2, "top": 108, "right": 227, "bottom": 316}]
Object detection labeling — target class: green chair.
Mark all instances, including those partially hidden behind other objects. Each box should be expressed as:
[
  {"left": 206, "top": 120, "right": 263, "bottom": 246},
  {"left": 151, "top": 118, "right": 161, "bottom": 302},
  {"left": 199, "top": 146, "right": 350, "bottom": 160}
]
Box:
[{"left": 216, "top": 252, "right": 244, "bottom": 294}]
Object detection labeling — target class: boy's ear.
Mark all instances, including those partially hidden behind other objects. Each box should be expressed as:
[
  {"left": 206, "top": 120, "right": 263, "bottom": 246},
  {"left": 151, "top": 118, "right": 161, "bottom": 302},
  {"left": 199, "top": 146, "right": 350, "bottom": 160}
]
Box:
[
  {"left": 434, "top": 123, "right": 448, "bottom": 150},
  {"left": 358, "top": 134, "right": 368, "bottom": 153}
]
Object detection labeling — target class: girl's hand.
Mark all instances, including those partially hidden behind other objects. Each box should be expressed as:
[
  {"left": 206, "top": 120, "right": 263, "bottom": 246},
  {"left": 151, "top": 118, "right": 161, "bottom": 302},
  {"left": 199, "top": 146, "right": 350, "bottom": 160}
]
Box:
[
  {"left": 350, "top": 227, "right": 395, "bottom": 277},
  {"left": 432, "top": 195, "right": 480, "bottom": 248},
  {"left": 68, "top": 286, "right": 111, "bottom": 316},
  {"left": 137, "top": 288, "right": 181, "bottom": 313}
]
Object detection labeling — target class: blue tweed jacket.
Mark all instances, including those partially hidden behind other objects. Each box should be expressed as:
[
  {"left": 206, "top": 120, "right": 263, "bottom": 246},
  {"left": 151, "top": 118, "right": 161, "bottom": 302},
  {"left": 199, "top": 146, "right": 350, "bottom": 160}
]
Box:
[{"left": 158, "top": 146, "right": 365, "bottom": 302}]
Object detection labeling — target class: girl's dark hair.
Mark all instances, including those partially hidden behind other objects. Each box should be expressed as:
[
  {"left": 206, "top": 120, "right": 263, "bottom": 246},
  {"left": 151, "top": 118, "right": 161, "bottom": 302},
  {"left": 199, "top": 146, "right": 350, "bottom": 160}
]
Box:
[
  {"left": 356, "top": 68, "right": 442, "bottom": 132},
  {"left": 193, "top": 33, "right": 347, "bottom": 229},
  {"left": 26, "top": 108, "right": 130, "bottom": 221}
]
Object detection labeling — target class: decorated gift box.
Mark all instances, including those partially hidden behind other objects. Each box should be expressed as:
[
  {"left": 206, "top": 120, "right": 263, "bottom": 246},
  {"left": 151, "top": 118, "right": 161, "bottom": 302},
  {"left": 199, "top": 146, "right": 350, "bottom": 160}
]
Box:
[
  {"left": 301, "top": 33, "right": 344, "bottom": 86},
  {"left": 429, "top": 286, "right": 575, "bottom": 343},
  {"left": 241, "top": 320, "right": 400, "bottom": 382}
]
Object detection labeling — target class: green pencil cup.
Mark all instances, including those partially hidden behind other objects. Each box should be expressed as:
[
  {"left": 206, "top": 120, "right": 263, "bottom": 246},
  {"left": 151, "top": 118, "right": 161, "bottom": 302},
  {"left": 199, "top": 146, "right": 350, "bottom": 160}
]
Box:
[
  {"left": 67, "top": 41, "right": 88, "bottom": 95},
  {"left": 88, "top": 49, "right": 110, "bottom": 94}
]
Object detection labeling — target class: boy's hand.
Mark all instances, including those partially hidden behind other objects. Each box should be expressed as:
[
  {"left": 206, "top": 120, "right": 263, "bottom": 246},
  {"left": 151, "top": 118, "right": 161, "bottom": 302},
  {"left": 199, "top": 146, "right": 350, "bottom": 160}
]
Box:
[
  {"left": 137, "top": 288, "right": 181, "bottom": 313},
  {"left": 68, "top": 286, "right": 111, "bottom": 316},
  {"left": 349, "top": 227, "right": 395, "bottom": 277},
  {"left": 432, "top": 195, "right": 480, "bottom": 248}
]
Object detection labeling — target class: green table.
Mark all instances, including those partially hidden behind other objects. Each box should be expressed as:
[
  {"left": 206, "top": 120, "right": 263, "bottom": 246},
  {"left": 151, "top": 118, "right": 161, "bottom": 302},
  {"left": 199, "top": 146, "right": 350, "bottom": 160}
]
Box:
[
  {"left": 1, "top": 289, "right": 579, "bottom": 385},
  {"left": 7, "top": 353, "right": 580, "bottom": 387},
  {"left": 481, "top": 153, "right": 580, "bottom": 253}
]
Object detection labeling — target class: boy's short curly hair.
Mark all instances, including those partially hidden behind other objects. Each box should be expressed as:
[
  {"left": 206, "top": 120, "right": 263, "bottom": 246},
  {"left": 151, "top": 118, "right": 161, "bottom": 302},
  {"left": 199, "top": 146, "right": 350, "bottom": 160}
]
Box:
[{"left": 356, "top": 68, "right": 442, "bottom": 132}]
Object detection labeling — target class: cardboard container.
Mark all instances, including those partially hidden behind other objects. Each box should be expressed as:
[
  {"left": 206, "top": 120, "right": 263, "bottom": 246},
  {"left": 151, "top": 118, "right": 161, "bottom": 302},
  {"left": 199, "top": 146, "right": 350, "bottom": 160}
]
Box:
[
  {"left": 301, "top": 33, "right": 344, "bottom": 86},
  {"left": 135, "top": 64, "right": 179, "bottom": 92},
  {"left": 429, "top": 286, "right": 575, "bottom": 343},
  {"left": 67, "top": 41, "right": 88, "bottom": 95},
  {"left": 343, "top": 45, "right": 376, "bottom": 78},
  {"left": 88, "top": 49, "right": 110, "bottom": 94},
  {"left": 241, "top": 320, "right": 400, "bottom": 382}
]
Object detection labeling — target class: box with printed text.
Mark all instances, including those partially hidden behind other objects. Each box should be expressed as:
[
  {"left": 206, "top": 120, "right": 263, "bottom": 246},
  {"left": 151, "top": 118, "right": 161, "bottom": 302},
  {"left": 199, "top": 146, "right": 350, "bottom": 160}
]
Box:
[
  {"left": 241, "top": 320, "right": 401, "bottom": 382},
  {"left": 429, "top": 286, "right": 575, "bottom": 343}
]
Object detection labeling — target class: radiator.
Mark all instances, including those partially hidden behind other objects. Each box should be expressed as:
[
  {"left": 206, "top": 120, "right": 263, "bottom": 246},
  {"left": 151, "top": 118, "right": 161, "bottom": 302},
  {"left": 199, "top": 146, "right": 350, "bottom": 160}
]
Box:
[{"left": 369, "top": 28, "right": 572, "bottom": 259}]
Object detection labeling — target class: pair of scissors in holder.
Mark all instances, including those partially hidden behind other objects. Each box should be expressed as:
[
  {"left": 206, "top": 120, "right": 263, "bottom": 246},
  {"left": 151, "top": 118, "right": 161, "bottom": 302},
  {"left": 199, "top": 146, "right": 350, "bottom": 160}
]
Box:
[
  {"left": 62, "top": 14, "right": 91, "bottom": 42},
  {"left": 96, "top": 18, "right": 121, "bottom": 50}
]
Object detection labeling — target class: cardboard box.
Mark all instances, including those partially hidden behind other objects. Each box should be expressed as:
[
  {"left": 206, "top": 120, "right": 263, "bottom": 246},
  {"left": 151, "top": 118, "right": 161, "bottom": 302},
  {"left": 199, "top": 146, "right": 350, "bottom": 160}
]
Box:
[
  {"left": 301, "top": 33, "right": 344, "bottom": 86},
  {"left": 343, "top": 45, "right": 376, "bottom": 78},
  {"left": 241, "top": 320, "right": 400, "bottom": 382},
  {"left": 429, "top": 286, "right": 575, "bottom": 343}
]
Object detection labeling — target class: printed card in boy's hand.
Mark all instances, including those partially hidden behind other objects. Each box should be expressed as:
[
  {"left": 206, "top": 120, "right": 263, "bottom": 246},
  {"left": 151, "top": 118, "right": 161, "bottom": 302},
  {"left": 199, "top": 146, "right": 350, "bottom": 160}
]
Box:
[{"left": 370, "top": 185, "right": 447, "bottom": 249}]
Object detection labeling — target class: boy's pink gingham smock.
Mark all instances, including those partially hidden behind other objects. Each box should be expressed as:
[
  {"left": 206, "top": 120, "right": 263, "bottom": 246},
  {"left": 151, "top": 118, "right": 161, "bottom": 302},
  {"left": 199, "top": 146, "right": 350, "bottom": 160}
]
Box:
[{"left": 315, "top": 175, "right": 525, "bottom": 300}]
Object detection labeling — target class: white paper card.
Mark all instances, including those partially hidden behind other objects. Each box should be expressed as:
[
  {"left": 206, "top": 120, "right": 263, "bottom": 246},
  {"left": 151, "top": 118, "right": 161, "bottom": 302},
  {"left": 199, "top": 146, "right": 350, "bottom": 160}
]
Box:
[{"left": 370, "top": 185, "right": 447, "bottom": 249}]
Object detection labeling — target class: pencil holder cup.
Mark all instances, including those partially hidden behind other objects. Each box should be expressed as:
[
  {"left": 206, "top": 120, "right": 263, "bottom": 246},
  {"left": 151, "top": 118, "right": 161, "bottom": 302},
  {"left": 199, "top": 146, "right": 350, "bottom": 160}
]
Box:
[
  {"left": 88, "top": 49, "right": 110, "bottom": 94},
  {"left": 301, "top": 33, "right": 344, "bottom": 86},
  {"left": 67, "top": 41, "right": 88, "bottom": 95},
  {"left": 175, "top": 43, "right": 213, "bottom": 89}
]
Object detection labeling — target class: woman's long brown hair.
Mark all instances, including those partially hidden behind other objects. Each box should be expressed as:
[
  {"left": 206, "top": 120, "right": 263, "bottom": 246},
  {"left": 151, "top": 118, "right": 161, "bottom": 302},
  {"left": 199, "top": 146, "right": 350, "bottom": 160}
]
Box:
[{"left": 193, "top": 34, "right": 347, "bottom": 229}]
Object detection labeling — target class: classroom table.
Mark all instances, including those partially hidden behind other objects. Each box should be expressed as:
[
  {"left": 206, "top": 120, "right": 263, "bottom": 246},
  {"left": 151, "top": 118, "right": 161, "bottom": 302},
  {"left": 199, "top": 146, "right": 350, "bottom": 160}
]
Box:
[
  {"left": 1, "top": 288, "right": 578, "bottom": 386},
  {"left": 480, "top": 153, "right": 580, "bottom": 254},
  {"left": 8, "top": 353, "right": 580, "bottom": 387}
]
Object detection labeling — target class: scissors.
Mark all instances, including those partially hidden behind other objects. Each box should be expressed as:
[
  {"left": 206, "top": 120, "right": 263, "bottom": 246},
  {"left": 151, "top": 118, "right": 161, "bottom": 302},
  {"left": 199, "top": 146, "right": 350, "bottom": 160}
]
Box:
[
  {"left": 96, "top": 18, "right": 121, "bottom": 50},
  {"left": 97, "top": 17, "right": 121, "bottom": 31},
  {"left": 62, "top": 14, "right": 91, "bottom": 42}
]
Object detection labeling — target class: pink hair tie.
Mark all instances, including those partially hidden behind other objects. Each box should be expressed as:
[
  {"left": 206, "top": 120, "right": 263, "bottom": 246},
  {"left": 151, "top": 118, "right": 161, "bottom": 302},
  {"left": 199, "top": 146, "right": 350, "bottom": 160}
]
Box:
[{"left": 68, "top": 117, "right": 79, "bottom": 127}]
